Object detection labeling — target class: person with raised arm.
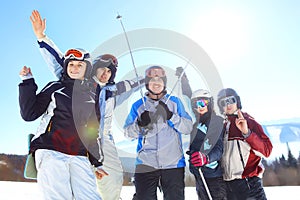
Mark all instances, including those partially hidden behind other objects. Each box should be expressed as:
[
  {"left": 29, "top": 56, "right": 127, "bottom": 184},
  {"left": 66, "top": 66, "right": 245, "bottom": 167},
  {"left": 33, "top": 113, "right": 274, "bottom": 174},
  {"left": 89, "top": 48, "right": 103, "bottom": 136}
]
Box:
[
  {"left": 30, "top": 10, "right": 145, "bottom": 200},
  {"left": 19, "top": 48, "right": 104, "bottom": 199}
]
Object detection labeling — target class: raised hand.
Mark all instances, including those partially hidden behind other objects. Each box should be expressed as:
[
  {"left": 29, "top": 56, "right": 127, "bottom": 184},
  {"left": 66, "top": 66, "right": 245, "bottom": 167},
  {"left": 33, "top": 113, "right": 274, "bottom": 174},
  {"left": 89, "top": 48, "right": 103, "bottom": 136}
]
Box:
[
  {"left": 30, "top": 10, "right": 46, "bottom": 39},
  {"left": 235, "top": 109, "right": 249, "bottom": 135},
  {"left": 175, "top": 66, "right": 186, "bottom": 79},
  {"left": 19, "top": 66, "right": 32, "bottom": 76}
]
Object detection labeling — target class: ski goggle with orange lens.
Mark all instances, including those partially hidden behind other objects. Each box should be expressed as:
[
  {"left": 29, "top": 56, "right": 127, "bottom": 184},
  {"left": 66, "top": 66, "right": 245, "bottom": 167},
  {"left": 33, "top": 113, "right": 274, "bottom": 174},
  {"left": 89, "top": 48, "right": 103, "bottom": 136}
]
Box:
[
  {"left": 145, "top": 67, "right": 166, "bottom": 78},
  {"left": 219, "top": 96, "right": 237, "bottom": 107},
  {"left": 64, "top": 49, "right": 89, "bottom": 60},
  {"left": 193, "top": 99, "right": 209, "bottom": 108}
]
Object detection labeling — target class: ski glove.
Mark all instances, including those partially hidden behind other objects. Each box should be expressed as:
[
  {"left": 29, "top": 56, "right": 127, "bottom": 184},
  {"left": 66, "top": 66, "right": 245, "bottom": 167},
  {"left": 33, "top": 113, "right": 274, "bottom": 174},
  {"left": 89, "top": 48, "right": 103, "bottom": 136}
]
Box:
[
  {"left": 190, "top": 151, "right": 208, "bottom": 167},
  {"left": 175, "top": 66, "right": 187, "bottom": 79},
  {"left": 155, "top": 101, "right": 173, "bottom": 120},
  {"left": 137, "top": 111, "right": 151, "bottom": 127}
]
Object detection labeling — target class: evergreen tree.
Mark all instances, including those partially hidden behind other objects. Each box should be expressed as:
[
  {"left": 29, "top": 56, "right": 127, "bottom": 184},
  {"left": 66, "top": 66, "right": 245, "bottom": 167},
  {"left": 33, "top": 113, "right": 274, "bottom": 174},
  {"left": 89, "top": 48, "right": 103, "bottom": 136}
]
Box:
[{"left": 286, "top": 143, "right": 297, "bottom": 168}]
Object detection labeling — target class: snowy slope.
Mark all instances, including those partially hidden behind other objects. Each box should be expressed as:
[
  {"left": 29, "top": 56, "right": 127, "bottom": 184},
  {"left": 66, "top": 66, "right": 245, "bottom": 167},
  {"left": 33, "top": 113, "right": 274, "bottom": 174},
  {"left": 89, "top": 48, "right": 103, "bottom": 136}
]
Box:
[{"left": 0, "top": 181, "right": 299, "bottom": 200}]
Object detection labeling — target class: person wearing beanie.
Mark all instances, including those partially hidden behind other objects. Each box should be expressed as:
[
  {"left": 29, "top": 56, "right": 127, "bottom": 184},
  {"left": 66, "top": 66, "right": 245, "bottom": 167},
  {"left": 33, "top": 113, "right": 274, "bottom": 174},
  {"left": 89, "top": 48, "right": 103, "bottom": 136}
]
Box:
[
  {"left": 176, "top": 67, "right": 227, "bottom": 199},
  {"left": 92, "top": 54, "right": 144, "bottom": 200},
  {"left": 30, "top": 10, "right": 144, "bottom": 200},
  {"left": 217, "top": 88, "right": 273, "bottom": 200},
  {"left": 18, "top": 49, "right": 102, "bottom": 199},
  {"left": 124, "top": 65, "right": 193, "bottom": 200}
]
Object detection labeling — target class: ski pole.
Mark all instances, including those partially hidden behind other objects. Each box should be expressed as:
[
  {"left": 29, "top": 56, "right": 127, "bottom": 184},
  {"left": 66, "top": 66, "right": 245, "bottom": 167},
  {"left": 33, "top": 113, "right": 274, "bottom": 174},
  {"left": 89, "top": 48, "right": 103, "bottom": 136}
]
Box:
[
  {"left": 116, "top": 14, "right": 145, "bottom": 107},
  {"left": 165, "top": 59, "right": 190, "bottom": 104},
  {"left": 198, "top": 167, "right": 213, "bottom": 200}
]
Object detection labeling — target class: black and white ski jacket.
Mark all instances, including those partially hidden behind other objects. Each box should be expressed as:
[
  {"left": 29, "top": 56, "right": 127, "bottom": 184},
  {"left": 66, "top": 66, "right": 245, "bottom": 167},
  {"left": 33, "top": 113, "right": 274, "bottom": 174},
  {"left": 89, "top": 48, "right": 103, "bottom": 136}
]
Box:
[{"left": 19, "top": 78, "right": 102, "bottom": 167}]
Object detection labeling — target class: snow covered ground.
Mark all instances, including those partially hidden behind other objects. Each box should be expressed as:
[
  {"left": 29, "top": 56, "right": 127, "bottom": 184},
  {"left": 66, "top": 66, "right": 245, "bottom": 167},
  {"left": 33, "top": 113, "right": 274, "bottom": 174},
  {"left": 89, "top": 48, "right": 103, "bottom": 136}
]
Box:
[{"left": 0, "top": 181, "right": 299, "bottom": 199}]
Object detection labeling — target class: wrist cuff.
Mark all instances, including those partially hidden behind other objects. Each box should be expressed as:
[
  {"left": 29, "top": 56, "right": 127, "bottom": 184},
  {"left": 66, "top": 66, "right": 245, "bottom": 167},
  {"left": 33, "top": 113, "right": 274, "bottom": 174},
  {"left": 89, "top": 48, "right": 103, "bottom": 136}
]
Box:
[{"left": 243, "top": 129, "right": 252, "bottom": 138}]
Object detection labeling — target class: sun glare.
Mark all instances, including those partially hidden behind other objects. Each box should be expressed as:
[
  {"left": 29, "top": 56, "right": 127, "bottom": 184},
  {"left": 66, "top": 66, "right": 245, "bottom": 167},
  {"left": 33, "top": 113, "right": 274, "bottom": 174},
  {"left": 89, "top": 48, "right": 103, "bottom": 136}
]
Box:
[{"left": 189, "top": 7, "right": 251, "bottom": 68}]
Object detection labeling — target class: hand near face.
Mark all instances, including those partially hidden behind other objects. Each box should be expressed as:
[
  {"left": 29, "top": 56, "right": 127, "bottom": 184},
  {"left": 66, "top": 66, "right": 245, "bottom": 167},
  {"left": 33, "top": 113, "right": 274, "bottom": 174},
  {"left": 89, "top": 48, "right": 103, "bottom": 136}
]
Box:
[{"left": 235, "top": 109, "right": 249, "bottom": 135}]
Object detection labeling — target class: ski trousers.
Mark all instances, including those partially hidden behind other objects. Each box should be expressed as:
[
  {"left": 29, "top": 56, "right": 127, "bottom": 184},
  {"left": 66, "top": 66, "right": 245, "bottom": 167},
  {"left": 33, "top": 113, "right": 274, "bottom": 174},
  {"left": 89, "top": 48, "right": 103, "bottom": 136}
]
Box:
[
  {"left": 35, "top": 149, "right": 102, "bottom": 200},
  {"left": 97, "top": 134, "right": 123, "bottom": 200},
  {"left": 194, "top": 175, "right": 227, "bottom": 200},
  {"left": 226, "top": 176, "right": 267, "bottom": 200},
  {"left": 133, "top": 165, "right": 185, "bottom": 200}
]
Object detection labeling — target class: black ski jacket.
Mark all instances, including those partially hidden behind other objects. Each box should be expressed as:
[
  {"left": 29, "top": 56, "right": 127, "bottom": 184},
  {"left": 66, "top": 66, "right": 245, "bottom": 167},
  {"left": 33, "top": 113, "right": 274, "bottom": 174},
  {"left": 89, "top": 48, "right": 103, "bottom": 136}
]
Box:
[{"left": 19, "top": 78, "right": 102, "bottom": 167}]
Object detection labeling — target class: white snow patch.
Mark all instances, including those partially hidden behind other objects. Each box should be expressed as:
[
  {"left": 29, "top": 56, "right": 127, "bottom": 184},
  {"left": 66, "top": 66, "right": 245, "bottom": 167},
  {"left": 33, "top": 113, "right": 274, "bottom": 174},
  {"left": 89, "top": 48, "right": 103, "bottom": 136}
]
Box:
[{"left": 0, "top": 181, "right": 299, "bottom": 200}]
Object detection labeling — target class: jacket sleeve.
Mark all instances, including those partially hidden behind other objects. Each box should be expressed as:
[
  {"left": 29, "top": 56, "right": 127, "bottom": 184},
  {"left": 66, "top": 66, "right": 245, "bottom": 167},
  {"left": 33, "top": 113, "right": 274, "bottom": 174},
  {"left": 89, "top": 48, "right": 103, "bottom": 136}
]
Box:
[
  {"left": 19, "top": 79, "right": 53, "bottom": 121},
  {"left": 206, "top": 116, "right": 224, "bottom": 162},
  {"left": 115, "top": 76, "right": 145, "bottom": 107},
  {"left": 245, "top": 114, "right": 273, "bottom": 158},
  {"left": 87, "top": 138, "right": 103, "bottom": 167},
  {"left": 85, "top": 106, "right": 103, "bottom": 167},
  {"left": 37, "top": 36, "right": 64, "bottom": 79},
  {"left": 168, "top": 96, "right": 193, "bottom": 135},
  {"left": 180, "top": 76, "right": 192, "bottom": 98},
  {"left": 123, "top": 99, "right": 144, "bottom": 139},
  {"left": 207, "top": 131, "right": 224, "bottom": 162}
]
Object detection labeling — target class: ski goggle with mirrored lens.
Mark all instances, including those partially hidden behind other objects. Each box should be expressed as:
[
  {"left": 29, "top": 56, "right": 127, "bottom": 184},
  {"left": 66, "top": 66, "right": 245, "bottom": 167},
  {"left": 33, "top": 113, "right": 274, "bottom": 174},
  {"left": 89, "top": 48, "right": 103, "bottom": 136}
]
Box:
[
  {"left": 145, "top": 67, "right": 166, "bottom": 78},
  {"left": 193, "top": 98, "right": 209, "bottom": 108},
  {"left": 96, "top": 58, "right": 118, "bottom": 68},
  {"left": 64, "top": 49, "right": 89, "bottom": 60},
  {"left": 219, "top": 96, "right": 237, "bottom": 107},
  {"left": 100, "top": 54, "right": 118, "bottom": 66}
]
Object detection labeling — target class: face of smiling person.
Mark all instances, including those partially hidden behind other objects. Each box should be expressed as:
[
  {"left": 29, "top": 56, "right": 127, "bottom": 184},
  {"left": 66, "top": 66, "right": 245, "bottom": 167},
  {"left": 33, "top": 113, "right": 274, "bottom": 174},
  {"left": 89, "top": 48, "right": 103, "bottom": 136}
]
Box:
[
  {"left": 148, "top": 77, "right": 165, "bottom": 95},
  {"left": 196, "top": 106, "right": 208, "bottom": 115},
  {"left": 96, "top": 67, "right": 112, "bottom": 84},
  {"left": 223, "top": 103, "right": 238, "bottom": 115},
  {"left": 67, "top": 60, "right": 87, "bottom": 80}
]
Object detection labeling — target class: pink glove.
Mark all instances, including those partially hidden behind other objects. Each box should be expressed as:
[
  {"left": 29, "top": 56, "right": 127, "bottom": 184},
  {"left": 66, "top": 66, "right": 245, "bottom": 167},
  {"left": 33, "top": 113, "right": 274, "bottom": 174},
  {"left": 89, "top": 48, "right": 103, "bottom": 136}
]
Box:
[{"left": 190, "top": 151, "right": 208, "bottom": 167}]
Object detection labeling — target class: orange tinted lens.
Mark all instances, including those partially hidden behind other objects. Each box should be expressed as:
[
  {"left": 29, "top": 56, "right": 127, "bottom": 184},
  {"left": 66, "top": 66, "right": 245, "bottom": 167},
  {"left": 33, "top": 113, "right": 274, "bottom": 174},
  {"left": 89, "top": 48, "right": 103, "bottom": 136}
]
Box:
[
  {"left": 65, "top": 49, "right": 84, "bottom": 59},
  {"left": 146, "top": 68, "right": 165, "bottom": 77}
]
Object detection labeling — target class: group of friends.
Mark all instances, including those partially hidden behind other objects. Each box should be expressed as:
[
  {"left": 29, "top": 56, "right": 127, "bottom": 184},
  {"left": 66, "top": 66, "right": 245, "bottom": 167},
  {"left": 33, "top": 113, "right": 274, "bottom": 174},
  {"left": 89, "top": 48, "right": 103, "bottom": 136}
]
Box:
[{"left": 18, "top": 10, "right": 273, "bottom": 200}]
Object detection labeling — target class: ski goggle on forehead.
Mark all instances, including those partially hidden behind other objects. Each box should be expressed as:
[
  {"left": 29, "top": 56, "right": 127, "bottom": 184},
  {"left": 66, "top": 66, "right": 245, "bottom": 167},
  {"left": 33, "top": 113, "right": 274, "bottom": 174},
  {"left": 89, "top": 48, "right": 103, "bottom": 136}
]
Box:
[
  {"left": 219, "top": 96, "right": 237, "bottom": 107},
  {"left": 64, "top": 49, "right": 90, "bottom": 60},
  {"left": 146, "top": 67, "right": 166, "bottom": 78},
  {"left": 99, "top": 55, "right": 118, "bottom": 66},
  {"left": 193, "top": 99, "right": 209, "bottom": 108}
]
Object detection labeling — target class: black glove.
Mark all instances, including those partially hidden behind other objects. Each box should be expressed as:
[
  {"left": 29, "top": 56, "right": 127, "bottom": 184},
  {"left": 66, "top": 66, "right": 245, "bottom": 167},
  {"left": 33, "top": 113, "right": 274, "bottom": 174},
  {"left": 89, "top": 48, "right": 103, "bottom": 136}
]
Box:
[
  {"left": 175, "top": 67, "right": 187, "bottom": 79},
  {"left": 137, "top": 111, "right": 151, "bottom": 127},
  {"left": 155, "top": 101, "right": 173, "bottom": 121}
]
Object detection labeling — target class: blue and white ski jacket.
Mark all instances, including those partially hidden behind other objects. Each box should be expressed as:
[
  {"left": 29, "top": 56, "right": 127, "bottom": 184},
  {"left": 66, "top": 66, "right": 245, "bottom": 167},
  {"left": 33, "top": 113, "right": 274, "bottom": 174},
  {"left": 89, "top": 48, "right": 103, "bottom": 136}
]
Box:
[{"left": 124, "top": 94, "right": 193, "bottom": 169}]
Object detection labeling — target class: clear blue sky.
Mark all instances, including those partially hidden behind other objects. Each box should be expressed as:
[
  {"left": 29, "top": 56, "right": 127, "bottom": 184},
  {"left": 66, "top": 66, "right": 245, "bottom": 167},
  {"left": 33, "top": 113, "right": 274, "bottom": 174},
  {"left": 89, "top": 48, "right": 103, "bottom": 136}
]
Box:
[{"left": 1, "top": 0, "right": 300, "bottom": 155}]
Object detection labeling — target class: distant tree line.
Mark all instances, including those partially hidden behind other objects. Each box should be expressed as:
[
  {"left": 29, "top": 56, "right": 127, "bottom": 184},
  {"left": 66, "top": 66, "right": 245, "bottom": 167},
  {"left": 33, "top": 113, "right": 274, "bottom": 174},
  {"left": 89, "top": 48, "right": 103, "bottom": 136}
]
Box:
[
  {"left": 1, "top": 151, "right": 299, "bottom": 186},
  {"left": 262, "top": 148, "right": 300, "bottom": 186},
  {"left": 0, "top": 154, "right": 35, "bottom": 182}
]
